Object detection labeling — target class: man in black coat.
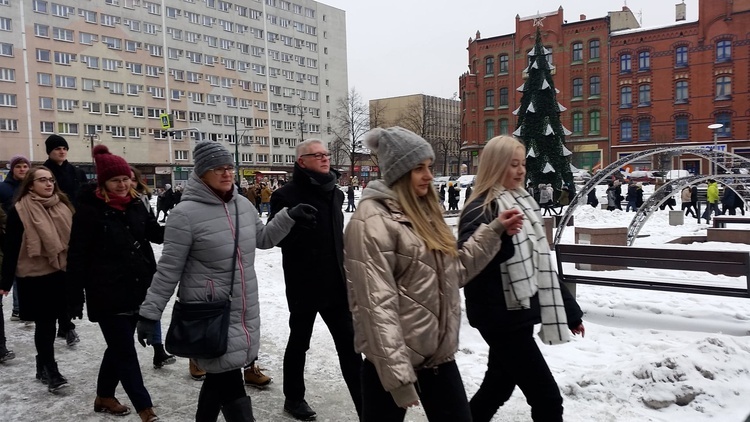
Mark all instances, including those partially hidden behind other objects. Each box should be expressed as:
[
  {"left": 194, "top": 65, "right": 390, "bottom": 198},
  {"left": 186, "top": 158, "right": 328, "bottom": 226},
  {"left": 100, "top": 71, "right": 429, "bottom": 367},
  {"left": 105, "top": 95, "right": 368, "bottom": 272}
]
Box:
[
  {"left": 42, "top": 134, "right": 88, "bottom": 345},
  {"left": 269, "top": 139, "right": 362, "bottom": 421}
]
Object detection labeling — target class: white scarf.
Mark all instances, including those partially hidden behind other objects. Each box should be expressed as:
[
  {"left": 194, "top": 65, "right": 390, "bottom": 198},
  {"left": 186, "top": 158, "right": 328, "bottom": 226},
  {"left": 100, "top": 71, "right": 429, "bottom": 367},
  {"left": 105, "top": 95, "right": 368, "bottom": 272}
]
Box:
[{"left": 495, "top": 188, "right": 570, "bottom": 345}]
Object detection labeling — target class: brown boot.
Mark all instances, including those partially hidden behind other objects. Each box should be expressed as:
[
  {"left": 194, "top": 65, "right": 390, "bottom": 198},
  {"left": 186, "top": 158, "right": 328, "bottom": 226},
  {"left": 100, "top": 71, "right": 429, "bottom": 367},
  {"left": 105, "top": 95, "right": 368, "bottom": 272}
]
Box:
[
  {"left": 189, "top": 359, "right": 206, "bottom": 381},
  {"left": 138, "top": 407, "right": 159, "bottom": 422},
  {"left": 94, "top": 396, "right": 131, "bottom": 416},
  {"left": 244, "top": 363, "right": 272, "bottom": 388}
]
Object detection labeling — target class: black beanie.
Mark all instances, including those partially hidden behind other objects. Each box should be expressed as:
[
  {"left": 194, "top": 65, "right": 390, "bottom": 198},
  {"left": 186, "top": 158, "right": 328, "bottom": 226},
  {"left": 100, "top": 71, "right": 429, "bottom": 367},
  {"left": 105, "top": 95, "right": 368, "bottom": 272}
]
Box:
[{"left": 45, "top": 134, "right": 69, "bottom": 154}]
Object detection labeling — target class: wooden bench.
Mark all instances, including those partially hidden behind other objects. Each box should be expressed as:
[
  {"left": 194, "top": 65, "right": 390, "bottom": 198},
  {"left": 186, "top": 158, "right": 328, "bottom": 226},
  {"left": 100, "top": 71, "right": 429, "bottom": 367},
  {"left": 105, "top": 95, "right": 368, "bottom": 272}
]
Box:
[
  {"left": 713, "top": 215, "right": 750, "bottom": 228},
  {"left": 555, "top": 244, "right": 750, "bottom": 298}
]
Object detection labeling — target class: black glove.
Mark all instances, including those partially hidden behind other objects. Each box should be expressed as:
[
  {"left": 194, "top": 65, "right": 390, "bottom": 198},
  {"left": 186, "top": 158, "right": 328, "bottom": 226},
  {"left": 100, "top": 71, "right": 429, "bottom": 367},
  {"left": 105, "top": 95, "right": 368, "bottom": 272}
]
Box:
[
  {"left": 136, "top": 318, "right": 157, "bottom": 347},
  {"left": 288, "top": 204, "right": 318, "bottom": 228}
]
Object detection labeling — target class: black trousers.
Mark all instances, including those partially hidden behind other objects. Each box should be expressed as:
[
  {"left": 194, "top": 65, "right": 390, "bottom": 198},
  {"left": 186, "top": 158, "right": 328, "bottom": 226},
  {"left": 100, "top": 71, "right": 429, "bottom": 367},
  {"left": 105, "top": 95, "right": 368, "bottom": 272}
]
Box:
[
  {"left": 470, "top": 325, "right": 563, "bottom": 422},
  {"left": 361, "top": 359, "right": 471, "bottom": 422},
  {"left": 283, "top": 303, "right": 363, "bottom": 414},
  {"left": 196, "top": 369, "right": 247, "bottom": 422}
]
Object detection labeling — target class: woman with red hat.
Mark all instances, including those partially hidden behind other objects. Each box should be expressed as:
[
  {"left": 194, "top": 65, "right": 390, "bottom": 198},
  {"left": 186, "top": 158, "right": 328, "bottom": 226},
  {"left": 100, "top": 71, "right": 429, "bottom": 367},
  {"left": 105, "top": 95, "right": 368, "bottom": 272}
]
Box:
[{"left": 67, "top": 145, "right": 163, "bottom": 422}]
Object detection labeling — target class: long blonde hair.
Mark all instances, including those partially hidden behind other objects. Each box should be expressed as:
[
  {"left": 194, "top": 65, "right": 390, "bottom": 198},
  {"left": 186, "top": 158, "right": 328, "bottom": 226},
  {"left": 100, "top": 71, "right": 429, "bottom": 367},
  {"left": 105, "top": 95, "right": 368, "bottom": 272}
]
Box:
[
  {"left": 461, "top": 135, "right": 526, "bottom": 218},
  {"left": 391, "top": 173, "right": 458, "bottom": 257}
]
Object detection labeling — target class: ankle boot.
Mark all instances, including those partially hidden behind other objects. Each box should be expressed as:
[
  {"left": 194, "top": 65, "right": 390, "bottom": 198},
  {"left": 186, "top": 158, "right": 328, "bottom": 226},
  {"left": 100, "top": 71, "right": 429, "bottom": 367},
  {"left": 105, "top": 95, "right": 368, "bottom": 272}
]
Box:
[
  {"left": 43, "top": 361, "right": 69, "bottom": 392},
  {"left": 94, "top": 396, "right": 131, "bottom": 416},
  {"left": 221, "top": 396, "right": 255, "bottom": 422},
  {"left": 243, "top": 363, "right": 271, "bottom": 388},
  {"left": 35, "top": 356, "right": 48, "bottom": 384},
  {"left": 138, "top": 407, "right": 159, "bottom": 422},
  {"left": 152, "top": 344, "right": 176, "bottom": 369}
]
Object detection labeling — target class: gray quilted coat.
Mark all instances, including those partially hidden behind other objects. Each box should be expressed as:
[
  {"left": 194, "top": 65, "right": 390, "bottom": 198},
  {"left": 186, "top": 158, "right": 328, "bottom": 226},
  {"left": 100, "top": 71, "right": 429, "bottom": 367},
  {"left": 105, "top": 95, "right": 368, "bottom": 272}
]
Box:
[
  {"left": 343, "top": 180, "right": 506, "bottom": 407},
  {"left": 140, "top": 172, "right": 295, "bottom": 373}
]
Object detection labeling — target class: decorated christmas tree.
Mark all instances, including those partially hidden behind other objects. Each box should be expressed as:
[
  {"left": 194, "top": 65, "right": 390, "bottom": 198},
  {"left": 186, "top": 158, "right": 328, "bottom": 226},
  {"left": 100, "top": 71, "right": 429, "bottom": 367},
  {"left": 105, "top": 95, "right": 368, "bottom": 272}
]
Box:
[{"left": 514, "top": 23, "right": 574, "bottom": 191}]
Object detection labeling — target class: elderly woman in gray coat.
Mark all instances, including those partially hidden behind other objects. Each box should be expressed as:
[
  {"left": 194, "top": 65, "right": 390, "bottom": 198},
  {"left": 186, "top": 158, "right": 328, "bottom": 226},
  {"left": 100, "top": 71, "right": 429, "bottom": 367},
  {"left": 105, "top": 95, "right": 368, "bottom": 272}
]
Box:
[{"left": 137, "top": 141, "right": 316, "bottom": 422}]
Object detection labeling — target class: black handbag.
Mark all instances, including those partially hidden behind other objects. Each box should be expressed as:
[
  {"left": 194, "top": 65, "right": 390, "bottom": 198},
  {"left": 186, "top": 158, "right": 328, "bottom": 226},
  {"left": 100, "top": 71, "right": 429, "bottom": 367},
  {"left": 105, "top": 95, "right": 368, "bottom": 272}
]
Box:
[{"left": 165, "top": 204, "right": 240, "bottom": 359}]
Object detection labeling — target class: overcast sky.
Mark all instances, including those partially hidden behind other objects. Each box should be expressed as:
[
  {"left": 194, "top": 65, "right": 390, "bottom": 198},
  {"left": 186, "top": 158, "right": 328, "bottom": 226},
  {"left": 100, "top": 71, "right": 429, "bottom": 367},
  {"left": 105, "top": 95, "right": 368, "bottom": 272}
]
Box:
[{"left": 321, "top": 0, "right": 699, "bottom": 103}]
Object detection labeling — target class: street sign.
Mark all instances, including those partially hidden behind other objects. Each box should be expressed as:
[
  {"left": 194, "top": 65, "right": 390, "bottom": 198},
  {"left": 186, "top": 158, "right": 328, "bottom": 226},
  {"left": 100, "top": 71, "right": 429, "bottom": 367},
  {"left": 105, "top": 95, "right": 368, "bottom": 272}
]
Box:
[{"left": 159, "top": 113, "right": 173, "bottom": 130}]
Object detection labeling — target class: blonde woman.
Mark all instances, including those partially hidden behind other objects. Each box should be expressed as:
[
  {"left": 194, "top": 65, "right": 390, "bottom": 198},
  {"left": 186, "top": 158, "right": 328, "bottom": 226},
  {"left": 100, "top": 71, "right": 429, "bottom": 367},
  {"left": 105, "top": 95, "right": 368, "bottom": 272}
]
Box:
[
  {"left": 344, "top": 127, "right": 523, "bottom": 421},
  {"left": 458, "top": 135, "right": 584, "bottom": 422}
]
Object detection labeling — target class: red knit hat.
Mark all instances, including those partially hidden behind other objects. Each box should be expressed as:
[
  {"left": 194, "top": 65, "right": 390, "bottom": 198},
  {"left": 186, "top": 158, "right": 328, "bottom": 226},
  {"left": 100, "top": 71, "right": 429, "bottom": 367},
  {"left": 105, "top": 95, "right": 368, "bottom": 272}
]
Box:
[{"left": 93, "top": 145, "right": 131, "bottom": 183}]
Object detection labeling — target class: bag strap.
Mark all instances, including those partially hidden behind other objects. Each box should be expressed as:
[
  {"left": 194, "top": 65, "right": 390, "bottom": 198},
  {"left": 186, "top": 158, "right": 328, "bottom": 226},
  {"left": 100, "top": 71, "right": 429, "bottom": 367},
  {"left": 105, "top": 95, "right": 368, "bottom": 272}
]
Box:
[{"left": 228, "top": 200, "right": 240, "bottom": 299}]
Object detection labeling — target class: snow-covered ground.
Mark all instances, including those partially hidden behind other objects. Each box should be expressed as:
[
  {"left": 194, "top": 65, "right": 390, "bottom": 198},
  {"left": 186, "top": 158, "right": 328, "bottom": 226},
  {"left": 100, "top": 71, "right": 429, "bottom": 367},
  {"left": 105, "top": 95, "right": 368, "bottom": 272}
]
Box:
[{"left": 1, "top": 184, "right": 749, "bottom": 421}]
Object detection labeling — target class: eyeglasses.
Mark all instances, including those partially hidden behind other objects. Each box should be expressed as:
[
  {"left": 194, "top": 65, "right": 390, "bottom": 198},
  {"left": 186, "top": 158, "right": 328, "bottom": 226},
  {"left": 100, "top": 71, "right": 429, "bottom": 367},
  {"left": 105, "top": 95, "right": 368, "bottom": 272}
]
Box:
[
  {"left": 108, "top": 177, "right": 131, "bottom": 185},
  {"left": 300, "top": 152, "right": 331, "bottom": 160},
  {"left": 34, "top": 177, "right": 56, "bottom": 184},
  {"left": 212, "top": 166, "right": 236, "bottom": 175}
]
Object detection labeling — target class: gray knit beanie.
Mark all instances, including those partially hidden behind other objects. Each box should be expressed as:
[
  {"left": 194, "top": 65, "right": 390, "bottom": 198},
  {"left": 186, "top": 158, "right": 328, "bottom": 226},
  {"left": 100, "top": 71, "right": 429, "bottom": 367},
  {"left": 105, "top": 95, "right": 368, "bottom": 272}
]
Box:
[
  {"left": 363, "top": 127, "right": 435, "bottom": 186},
  {"left": 193, "top": 141, "right": 233, "bottom": 177}
]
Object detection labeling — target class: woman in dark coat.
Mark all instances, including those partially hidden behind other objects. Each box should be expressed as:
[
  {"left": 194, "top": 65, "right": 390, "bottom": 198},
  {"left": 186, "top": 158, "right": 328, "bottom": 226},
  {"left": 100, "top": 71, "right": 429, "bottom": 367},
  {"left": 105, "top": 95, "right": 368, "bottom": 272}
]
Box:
[
  {"left": 0, "top": 166, "right": 74, "bottom": 392},
  {"left": 67, "top": 146, "right": 163, "bottom": 421}
]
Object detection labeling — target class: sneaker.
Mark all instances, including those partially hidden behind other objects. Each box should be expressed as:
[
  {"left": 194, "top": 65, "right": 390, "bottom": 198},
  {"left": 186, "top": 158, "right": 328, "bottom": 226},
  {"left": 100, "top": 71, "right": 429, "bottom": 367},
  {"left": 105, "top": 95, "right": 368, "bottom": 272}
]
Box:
[
  {"left": 65, "top": 329, "right": 80, "bottom": 346},
  {"left": 94, "top": 396, "right": 131, "bottom": 416},
  {"left": 244, "top": 363, "right": 272, "bottom": 388},
  {"left": 0, "top": 349, "right": 15, "bottom": 363},
  {"left": 283, "top": 399, "right": 317, "bottom": 421},
  {"left": 10, "top": 311, "right": 19, "bottom": 321},
  {"left": 189, "top": 359, "right": 206, "bottom": 381}
]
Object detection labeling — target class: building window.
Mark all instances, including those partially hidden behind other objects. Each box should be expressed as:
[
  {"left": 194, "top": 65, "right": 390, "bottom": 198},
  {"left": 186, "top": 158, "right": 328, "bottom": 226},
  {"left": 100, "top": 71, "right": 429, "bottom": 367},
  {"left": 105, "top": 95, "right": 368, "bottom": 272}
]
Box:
[
  {"left": 572, "top": 42, "right": 583, "bottom": 62},
  {"left": 499, "top": 54, "right": 508, "bottom": 73},
  {"left": 485, "top": 120, "right": 494, "bottom": 140},
  {"left": 716, "top": 76, "right": 731, "bottom": 99},
  {"left": 716, "top": 40, "right": 731, "bottom": 62},
  {"left": 620, "top": 53, "right": 631, "bottom": 73},
  {"left": 638, "top": 119, "right": 651, "bottom": 141},
  {"left": 675, "top": 81, "right": 688, "bottom": 103},
  {"left": 620, "top": 121, "right": 632, "bottom": 142},
  {"left": 716, "top": 113, "right": 731, "bottom": 137},
  {"left": 589, "top": 76, "right": 600, "bottom": 97},
  {"left": 638, "top": 85, "right": 651, "bottom": 106},
  {"left": 675, "top": 46, "right": 688, "bottom": 67},
  {"left": 589, "top": 40, "right": 600, "bottom": 60},
  {"left": 572, "top": 78, "right": 583, "bottom": 98},
  {"left": 675, "top": 116, "right": 688, "bottom": 139},
  {"left": 589, "top": 111, "right": 601, "bottom": 134},
  {"left": 620, "top": 86, "right": 632, "bottom": 108},
  {"left": 499, "top": 119, "right": 509, "bottom": 135},
  {"left": 485, "top": 57, "right": 494, "bottom": 75},
  {"left": 572, "top": 112, "right": 583, "bottom": 134},
  {"left": 485, "top": 89, "right": 494, "bottom": 108},
  {"left": 499, "top": 88, "right": 508, "bottom": 107},
  {"left": 638, "top": 51, "right": 650, "bottom": 70}
]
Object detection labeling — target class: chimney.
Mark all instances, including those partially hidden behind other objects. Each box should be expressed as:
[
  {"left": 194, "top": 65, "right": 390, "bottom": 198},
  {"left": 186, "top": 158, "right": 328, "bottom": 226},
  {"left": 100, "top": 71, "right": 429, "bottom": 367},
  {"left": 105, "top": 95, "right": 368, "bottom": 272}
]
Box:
[
  {"left": 676, "top": 1, "right": 686, "bottom": 22},
  {"left": 580, "top": 14, "right": 586, "bottom": 21}
]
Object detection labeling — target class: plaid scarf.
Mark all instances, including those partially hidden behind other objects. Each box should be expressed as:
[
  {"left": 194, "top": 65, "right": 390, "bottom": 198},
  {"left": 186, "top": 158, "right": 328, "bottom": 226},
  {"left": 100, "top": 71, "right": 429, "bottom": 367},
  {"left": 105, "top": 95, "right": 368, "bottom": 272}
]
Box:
[{"left": 495, "top": 188, "right": 570, "bottom": 345}]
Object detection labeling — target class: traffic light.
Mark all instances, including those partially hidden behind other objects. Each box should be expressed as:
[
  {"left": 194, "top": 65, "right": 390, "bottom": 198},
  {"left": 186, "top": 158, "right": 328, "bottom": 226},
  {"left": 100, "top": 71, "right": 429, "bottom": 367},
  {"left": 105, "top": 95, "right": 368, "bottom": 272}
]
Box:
[{"left": 159, "top": 113, "right": 173, "bottom": 130}]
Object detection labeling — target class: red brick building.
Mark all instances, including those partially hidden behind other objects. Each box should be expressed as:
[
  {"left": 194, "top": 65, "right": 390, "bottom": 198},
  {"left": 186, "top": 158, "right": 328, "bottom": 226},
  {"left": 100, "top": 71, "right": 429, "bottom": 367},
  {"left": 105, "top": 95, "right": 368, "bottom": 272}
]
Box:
[{"left": 460, "top": 0, "right": 750, "bottom": 175}]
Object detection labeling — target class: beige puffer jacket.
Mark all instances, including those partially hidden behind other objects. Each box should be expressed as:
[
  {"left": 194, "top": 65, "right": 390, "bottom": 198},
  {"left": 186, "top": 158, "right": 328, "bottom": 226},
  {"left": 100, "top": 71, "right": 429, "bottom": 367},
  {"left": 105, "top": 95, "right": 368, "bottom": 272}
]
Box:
[{"left": 344, "top": 181, "right": 505, "bottom": 407}]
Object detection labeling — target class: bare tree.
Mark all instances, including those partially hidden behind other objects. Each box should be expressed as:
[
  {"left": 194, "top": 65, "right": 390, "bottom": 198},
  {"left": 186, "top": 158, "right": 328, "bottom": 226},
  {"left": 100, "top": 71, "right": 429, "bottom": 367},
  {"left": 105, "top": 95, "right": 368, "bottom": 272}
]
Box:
[
  {"left": 368, "top": 100, "right": 390, "bottom": 129},
  {"left": 330, "top": 88, "right": 370, "bottom": 176}
]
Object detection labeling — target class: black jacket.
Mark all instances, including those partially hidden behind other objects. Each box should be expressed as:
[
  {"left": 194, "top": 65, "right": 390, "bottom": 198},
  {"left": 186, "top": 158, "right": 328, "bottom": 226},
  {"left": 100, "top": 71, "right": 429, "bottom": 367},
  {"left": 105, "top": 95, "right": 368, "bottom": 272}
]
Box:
[
  {"left": 43, "top": 159, "right": 88, "bottom": 206},
  {"left": 269, "top": 164, "right": 346, "bottom": 312},
  {"left": 0, "top": 176, "right": 20, "bottom": 212},
  {"left": 458, "top": 196, "right": 583, "bottom": 333},
  {"left": 67, "top": 186, "right": 164, "bottom": 321}
]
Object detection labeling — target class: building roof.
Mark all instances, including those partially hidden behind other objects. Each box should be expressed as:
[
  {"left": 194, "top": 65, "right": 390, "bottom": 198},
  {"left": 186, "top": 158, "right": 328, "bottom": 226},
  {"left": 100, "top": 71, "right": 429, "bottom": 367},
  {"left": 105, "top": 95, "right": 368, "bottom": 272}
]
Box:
[{"left": 611, "top": 19, "right": 696, "bottom": 36}]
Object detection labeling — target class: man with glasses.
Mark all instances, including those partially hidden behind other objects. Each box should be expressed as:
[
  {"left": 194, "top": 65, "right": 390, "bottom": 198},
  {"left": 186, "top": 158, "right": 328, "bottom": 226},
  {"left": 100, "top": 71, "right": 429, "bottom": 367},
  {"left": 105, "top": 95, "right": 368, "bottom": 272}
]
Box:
[
  {"left": 269, "top": 139, "right": 363, "bottom": 421},
  {"left": 43, "top": 134, "right": 88, "bottom": 346}
]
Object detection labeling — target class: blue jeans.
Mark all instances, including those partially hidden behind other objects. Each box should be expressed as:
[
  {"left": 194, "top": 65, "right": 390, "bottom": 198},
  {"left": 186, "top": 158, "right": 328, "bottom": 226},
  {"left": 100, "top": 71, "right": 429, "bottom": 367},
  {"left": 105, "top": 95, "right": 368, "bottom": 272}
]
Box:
[{"left": 260, "top": 202, "right": 270, "bottom": 215}]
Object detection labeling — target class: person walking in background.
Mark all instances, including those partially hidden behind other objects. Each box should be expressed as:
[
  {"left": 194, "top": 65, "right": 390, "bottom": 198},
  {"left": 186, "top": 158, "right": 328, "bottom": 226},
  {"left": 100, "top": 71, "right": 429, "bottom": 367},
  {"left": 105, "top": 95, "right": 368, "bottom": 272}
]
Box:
[
  {"left": 465, "top": 184, "right": 474, "bottom": 205},
  {"left": 721, "top": 186, "right": 739, "bottom": 216},
  {"left": 345, "top": 185, "right": 356, "bottom": 212},
  {"left": 42, "top": 134, "right": 86, "bottom": 346},
  {"left": 606, "top": 182, "right": 618, "bottom": 211},
  {"left": 0, "top": 206, "right": 13, "bottom": 362},
  {"left": 681, "top": 186, "right": 696, "bottom": 218},
  {"left": 269, "top": 139, "right": 363, "bottom": 421},
  {"left": 138, "top": 141, "right": 316, "bottom": 422},
  {"left": 0, "top": 155, "right": 31, "bottom": 322},
  {"left": 626, "top": 181, "right": 637, "bottom": 212},
  {"left": 448, "top": 182, "right": 459, "bottom": 211},
  {"left": 173, "top": 185, "right": 182, "bottom": 206},
  {"left": 156, "top": 184, "right": 175, "bottom": 222},
  {"left": 438, "top": 184, "right": 446, "bottom": 209},
  {"left": 690, "top": 184, "right": 699, "bottom": 219},
  {"left": 67, "top": 146, "right": 163, "bottom": 421},
  {"left": 635, "top": 182, "right": 645, "bottom": 209},
  {"left": 260, "top": 183, "right": 272, "bottom": 216},
  {"left": 0, "top": 166, "right": 75, "bottom": 392},
  {"left": 344, "top": 127, "right": 523, "bottom": 422},
  {"left": 702, "top": 179, "right": 720, "bottom": 223},
  {"left": 458, "top": 135, "right": 584, "bottom": 422},
  {"left": 586, "top": 188, "right": 599, "bottom": 208}
]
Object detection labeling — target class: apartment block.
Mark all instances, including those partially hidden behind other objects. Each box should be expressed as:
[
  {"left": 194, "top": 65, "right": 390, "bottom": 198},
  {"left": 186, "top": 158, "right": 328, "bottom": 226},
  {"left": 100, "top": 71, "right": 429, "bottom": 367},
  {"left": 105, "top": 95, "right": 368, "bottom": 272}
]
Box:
[{"left": 0, "top": 0, "right": 347, "bottom": 185}]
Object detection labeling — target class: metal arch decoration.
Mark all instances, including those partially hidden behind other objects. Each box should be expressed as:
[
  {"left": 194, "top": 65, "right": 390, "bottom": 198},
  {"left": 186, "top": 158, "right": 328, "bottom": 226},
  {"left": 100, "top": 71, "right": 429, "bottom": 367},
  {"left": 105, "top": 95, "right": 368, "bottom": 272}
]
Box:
[
  {"left": 552, "top": 146, "right": 750, "bottom": 245},
  {"left": 626, "top": 174, "right": 750, "bottom": 245}
]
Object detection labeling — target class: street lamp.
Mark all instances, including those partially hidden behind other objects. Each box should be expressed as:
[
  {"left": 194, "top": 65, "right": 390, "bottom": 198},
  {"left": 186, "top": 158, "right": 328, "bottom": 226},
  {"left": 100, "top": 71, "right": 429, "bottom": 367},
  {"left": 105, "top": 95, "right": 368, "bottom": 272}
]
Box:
[{"left": 707, "top": 123, "right": 723, "bottom": 175}]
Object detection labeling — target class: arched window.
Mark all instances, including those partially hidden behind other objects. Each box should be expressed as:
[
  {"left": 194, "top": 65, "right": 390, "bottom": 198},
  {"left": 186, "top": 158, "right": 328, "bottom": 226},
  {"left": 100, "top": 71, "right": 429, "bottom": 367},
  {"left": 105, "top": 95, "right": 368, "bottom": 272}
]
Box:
[
  {"left": 620, "top": 120, "right": 632, "bottom": 142},
  {"left": 589, "top": 110, "right": 601, "bottom": 134},
  {"left": 589, "top": 40, "right": 600, "bottom": 60},
  {"left": 572, "top": 78, "right": 583, "bottom": 98},
  {"left": 675, "top": 115, "right": 689, "bottom": 139},
  {"left": 716, "top": 40, "right": 731, "bottom": 62},
  {"left": 638, "top": 51, "right": 650, "bottom": 70},
  {"left": 589, "top": 76, "right": 600, "bottom": 96},
  {"left": 675, "top": 81, "right": 688, "bottom": 103},
  {"left": 485, "top": 120, "right": 495, "bottom": 140},
  {"left": 620, "top": 53, "right": 632, "bottom": 73},
  {"left": 716, "top": 76, "right": 731, "bottom": 99},
  {"left": 620, "top": 86, "right": 632, "bottom": 107},
  {"left": 485, "top": 57, "right": 494, "bottom": 75},
  {"left": 638, "top": 119, "right": 651, "bottom": 141},
  {"left": 485, "top": 89, "right": 494, "bottom": 108},
  {"left": 638, "top": 85, "right": 651, "bottom": 106},
  {"left": 572, "top": 42, "right": 583, "bottom": 62},
  {"left": 675, "top": 46, "right": 688, "bottom": 67},
  {"left": 572, "top": 112, "right": 583, "bottom": 134},
  {"left": 715, "top": 112, "right": 731, "bottom": 137}
]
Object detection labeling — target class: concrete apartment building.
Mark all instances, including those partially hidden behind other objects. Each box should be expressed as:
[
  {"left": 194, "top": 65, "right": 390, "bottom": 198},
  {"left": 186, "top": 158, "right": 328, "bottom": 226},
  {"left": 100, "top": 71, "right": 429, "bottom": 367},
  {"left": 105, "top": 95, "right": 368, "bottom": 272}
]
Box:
[
  {"left": 0, "top": 0, "right": 347, "bottom": 186},
  {"left": 459, "top": 0, "right": 750, "bottom": 175},
  {"left": 369, "top": 94, "right": 461, "bottom": 176}
]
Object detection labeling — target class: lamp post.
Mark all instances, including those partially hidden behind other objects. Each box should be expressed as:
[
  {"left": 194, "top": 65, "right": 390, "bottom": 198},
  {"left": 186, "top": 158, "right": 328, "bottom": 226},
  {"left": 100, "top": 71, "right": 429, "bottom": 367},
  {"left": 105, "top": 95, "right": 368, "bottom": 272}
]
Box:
[{"left": 707, "top": 123, "right": 723, "bottom": 175}]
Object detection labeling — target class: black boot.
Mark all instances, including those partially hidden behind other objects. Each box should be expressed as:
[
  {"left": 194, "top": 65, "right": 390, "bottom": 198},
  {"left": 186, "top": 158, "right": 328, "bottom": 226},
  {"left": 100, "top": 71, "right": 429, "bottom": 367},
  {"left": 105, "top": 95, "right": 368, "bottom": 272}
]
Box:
[
  {"left": 43, "top": 361, "right": 69, "bottom": 392},
  {"left": 152, "top": 343, "right": 176, "bottom": 369},
  {"left": 221, "top": 396, "right": 255, "bottom": 422},
  {"left": 35, "top": 356, "right": 47, "bottom": 384}
]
